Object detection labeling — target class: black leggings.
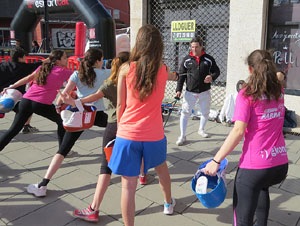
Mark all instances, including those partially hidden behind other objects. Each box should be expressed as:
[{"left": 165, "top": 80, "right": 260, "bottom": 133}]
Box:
[
  {"left": 233, "top": 163, "right": 288, "bottom": 226},
  {"left": 57, "top": 110, "right": 108, "bottom": 157},
  {"left": 0, "top": 98, "right": 65, "bottom": 151},
  {"left": 100, "top": 122, "right": 117, "bottom": 175}
]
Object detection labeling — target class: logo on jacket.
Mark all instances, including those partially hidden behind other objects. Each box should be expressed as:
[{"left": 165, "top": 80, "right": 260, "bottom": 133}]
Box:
[{"left": 184, "top": 59, "right": 194, "bottom": 68}]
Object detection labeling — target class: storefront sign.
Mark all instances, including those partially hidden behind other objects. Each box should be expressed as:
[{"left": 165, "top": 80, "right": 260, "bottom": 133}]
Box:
[{"left": 171, "top": 20, "right": 196, "bottom": 42}]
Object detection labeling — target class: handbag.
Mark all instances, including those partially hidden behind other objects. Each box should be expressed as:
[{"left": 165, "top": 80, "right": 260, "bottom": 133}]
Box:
[
  {"left": 284, "top": 107, "right": 297, "bottom": 128},
  {"left": 60, "top": 99, "right": 97, "bottom": 132}
]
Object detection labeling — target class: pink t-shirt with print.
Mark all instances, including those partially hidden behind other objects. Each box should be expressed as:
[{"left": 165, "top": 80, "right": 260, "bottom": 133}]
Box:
[
  {"left": 233, "top": 88, "right": 288, "bottom": 169},
  {"left": 23, "top": 66, "right": 72, "bottom": 105}
]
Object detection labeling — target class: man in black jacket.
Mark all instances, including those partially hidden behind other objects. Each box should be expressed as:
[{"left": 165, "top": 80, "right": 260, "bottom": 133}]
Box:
[
  {"left": 0, "top": 47, "right": 42, "bottom": 133},
  {"left": 175, "top": 37, "right": 220, "bottom": 145}
]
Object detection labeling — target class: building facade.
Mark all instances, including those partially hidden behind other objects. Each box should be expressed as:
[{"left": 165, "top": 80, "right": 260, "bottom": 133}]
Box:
[{"left": 130, "top": 0, "right": 300, "bottom": 122}]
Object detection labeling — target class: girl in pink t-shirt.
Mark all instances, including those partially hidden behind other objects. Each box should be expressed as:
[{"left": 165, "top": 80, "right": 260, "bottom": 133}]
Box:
[
  {"left": 0, "top": 50, "right": 72, "bottom": 152},
  {"left": 203, "top": 50, "right": 288, "bottom": 226}
]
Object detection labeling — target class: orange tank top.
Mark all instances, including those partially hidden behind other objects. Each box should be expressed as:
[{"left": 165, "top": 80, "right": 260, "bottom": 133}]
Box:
[{"left": 117, "top": 63, "right": 168, "bottom": 141}]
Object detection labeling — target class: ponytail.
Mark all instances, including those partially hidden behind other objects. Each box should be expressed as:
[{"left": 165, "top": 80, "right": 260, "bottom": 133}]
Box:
[
  {"left": 106, "top": 51, "right": 130, "bottom": 84},
  {"left": 78, "top": 48, "right": 103, "bottom": 87},
  {"left": 245, "top": 50, "right": 282, "bottom": 101},
  {"left": 36, "top": 50, "right": 65, "bottom": 86}
]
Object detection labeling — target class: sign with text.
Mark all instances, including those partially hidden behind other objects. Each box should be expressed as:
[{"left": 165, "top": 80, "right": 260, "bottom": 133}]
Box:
[
  {"left": 268, "top": 3, "right": 300, "bottom": 93},
  {"left": 52, "top": 28, "right": 75, "bottom": 49},
  {"left": 171, "top": 20, "right": 196, "bottom": 42},
  {"left": 270, "top": 27, "right": 300, "bottom": 90}
]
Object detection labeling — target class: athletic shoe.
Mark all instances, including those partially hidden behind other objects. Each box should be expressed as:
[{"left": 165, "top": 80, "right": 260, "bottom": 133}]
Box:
[
  {"left": 163, "top": 197, "right": 176, "bottom": 215},
  {"left": 66, "top": 150, "right": 75, "bottom": 157},
  {"left": 27, "top": 183, "right": 47, "bottom": 197},
  {"left": 22, "top": 125, "right": 39, "bottom": 134},
  {"left": 22, "top": 125, "right": 31, "bottom": 134},
  {"left": 198, "top": 130, "right": 209, "bottom": 138},
  {"left": 139, "top": 175, "right": 147, "bottom": 185},
  {"left": 73, "top": 205, "right": 99, "bottom": 222},
  {"left": 28, "top": 125, "right": 39, "bottom": 132},
  {"left": 176, "top": 136, "right": 186, "bottom": 146}
]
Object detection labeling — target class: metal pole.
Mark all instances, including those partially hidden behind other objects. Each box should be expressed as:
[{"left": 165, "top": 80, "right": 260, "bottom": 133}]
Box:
[{"left": 44, "top": 0, "right": 50, "bottom": 52}]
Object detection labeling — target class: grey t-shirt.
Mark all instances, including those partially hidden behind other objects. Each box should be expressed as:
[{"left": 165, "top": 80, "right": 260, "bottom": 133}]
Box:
[{"left": 100, "top": 80, "right": 117, "bottom": 123}]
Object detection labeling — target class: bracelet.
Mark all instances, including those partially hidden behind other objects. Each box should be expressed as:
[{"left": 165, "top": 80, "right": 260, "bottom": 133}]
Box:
[
  {"left": 55, "top": 104, "right": 61, "bottom": 109},
  {"left": 212, "top": 159, "right": 221, "bottom": 164}
]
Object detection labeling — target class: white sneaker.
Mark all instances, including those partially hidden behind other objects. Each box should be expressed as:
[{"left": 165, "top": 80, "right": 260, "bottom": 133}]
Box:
[
  {"left": 164, "top": 197, "right": 176, "bottom": 215},
  {"left": 176, "top": 136, "right": 186, "bottom": 146},
  {"left": 27, "top": 183, "right": 47, "bottom": 197},
  {"left": 66, "top": 150, "right": 75, "bottom": 157},
  {"left": 198, "top": 130, "right": 209, "bottom": 138}
]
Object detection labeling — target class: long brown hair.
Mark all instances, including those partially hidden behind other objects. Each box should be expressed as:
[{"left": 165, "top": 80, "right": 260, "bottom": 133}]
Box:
[
  {"left": 244, "top": 50, "right": 282, "bottom": 101},
  {"left": 106, "top": 51, "right": 130, "bottom": 84},
  {"left": 130, "top": 24, "right": 164, "bottom": 101},
  {"left": 36, "top": 50, "right": 65, "bottom": 85},
  {"left": 79, "top": 48, "right": 103, "bottom": 87}
]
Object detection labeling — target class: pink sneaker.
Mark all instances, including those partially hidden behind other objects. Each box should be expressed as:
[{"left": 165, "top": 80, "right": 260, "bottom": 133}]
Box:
[
  {"left": 73, "top": 205, "right": 99, "bottom": 222},
  {"left": 139, "top": 175, "right": 147, "bottom": 185}
]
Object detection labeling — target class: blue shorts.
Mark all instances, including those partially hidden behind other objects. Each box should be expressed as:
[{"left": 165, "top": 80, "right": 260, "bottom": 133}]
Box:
[{"left": 108, "top": 136, "right": 167, "bottom": 176}]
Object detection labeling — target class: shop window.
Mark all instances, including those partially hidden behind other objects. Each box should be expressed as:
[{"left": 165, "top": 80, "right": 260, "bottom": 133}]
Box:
[{"left": 267, "top": 0, "right": 300, "bottom": 95}]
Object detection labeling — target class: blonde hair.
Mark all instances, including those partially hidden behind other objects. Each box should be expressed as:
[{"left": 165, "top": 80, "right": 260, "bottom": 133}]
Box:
[{"left": 106, "top": 51, "right": 130, "bottom": 84}]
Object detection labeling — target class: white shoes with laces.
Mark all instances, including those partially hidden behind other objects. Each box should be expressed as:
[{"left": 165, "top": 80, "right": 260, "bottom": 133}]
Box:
[
  {"left": 198, "top": 130, "right": 209, "bottom": 138},
  {"left": 176, "top": 136, "right": 186, "bottom": 146},
  {"left": 27, "top": 183, "right": 47, "bottom": 197},
  {"left": 163, "top": 197, "right": 176, "bottom": 215},
  {"left": 177, "top": 130, "right": 210, "bottom": 146}
]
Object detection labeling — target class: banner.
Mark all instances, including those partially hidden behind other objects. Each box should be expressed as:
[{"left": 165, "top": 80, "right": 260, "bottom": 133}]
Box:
[{"left": 52, "top": 28, "right": 75, "bottom": 49}]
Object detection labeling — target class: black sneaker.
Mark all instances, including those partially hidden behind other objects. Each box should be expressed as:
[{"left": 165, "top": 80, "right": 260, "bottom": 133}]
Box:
[
  {"left": 22, "top": 125, "right": 39, "bottom": 134},
  {"left": 28, "top": 125, "right": 39, "bottom": 133},
  {"left": 22, "top": 125, "right": 31, "bottom": 134}
]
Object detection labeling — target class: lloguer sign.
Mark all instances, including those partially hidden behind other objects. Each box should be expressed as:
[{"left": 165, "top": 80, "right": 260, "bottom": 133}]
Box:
[{"left": 11, "top": 0, "right": 115, "bottom": 59}]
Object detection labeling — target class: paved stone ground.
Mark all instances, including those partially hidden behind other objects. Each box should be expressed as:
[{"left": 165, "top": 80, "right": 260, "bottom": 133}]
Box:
[{"left": 0, "top": 112, "right": 300, "bottom": 226}]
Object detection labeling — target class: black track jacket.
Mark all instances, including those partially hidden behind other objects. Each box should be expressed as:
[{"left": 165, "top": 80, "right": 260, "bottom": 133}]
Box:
[
  {"left": 0, "top": 61, "right": 42, "bottom": 94},
  {"left": 176, "top": 52, "right": 220, "bottom": 94}
]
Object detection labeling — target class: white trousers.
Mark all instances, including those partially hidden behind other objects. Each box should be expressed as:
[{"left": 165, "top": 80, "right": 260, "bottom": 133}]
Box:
[{"left": 179, "top": 90, "right": 211, "bottom": 137}]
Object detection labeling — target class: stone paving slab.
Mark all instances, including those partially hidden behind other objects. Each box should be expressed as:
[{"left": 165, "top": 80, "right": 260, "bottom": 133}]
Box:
[
  {"left": 268, "top": 187, "right": 300, "bottom": 226},
  {"left": 0, "top": 113, "right": 300, "bottom": 225}
]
